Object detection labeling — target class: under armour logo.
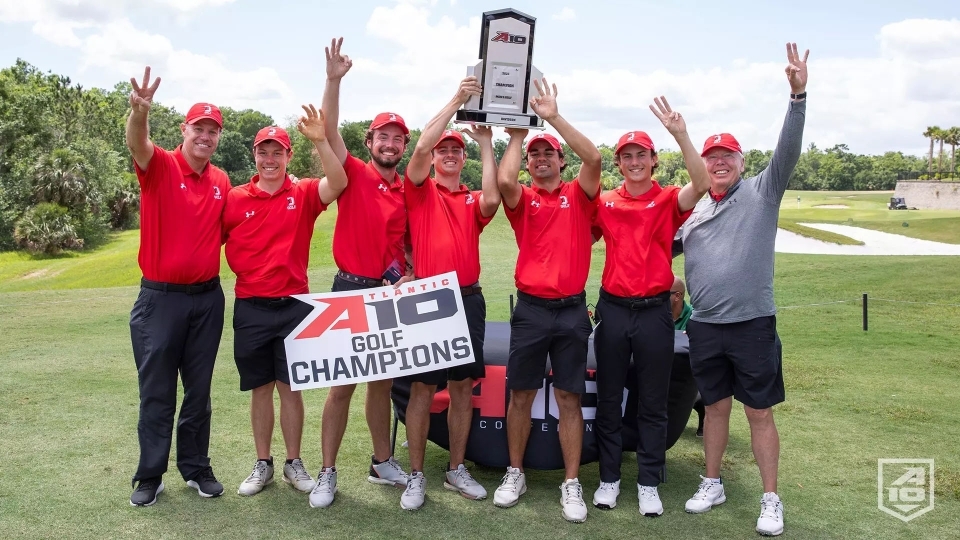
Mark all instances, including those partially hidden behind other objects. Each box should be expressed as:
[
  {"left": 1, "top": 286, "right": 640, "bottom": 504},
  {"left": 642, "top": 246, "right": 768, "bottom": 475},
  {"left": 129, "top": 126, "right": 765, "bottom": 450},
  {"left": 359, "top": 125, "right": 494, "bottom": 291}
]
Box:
[
  {"left": 559, "top": 195, "right": 569, "bottom": 209},
  {"left": 213, "top": 186, "right": 222, "bottom": 200},
  {"left": 287, "top": 196, "right": 296, "bottom": 210},
  {"left": 605, "top": 201, "right": 614, "bottom": 208},
  {"left": 203, "top": 105, "right": 212, "bottom": 114},
  {"left": 245, "top": 210, "right": 255, "bottom": 218},
  {"left": 378, "top": 184, "right": 388, "bottom": 193},
  {"left": 531, "top": 199, "right": 540, "bottom": 208},
  {"left": 180, "top": 182, "right": 186, "bottom": 190},
  {"left": 646, "top": 201, "right": 656, "bottom": 209}
]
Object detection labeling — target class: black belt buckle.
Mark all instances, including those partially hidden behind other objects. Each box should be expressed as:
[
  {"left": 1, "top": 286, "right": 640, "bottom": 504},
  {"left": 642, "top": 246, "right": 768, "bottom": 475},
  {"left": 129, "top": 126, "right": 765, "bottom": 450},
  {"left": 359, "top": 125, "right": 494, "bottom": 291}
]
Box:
[
  {"left": 249, "top": 297, "right": 295, "bottom": 309},
  {"left": 337, "top": 271, "right": 381, "bottom": 288},
  {"left": 460, "top": 284, "right": 482, "bottom": 297}
]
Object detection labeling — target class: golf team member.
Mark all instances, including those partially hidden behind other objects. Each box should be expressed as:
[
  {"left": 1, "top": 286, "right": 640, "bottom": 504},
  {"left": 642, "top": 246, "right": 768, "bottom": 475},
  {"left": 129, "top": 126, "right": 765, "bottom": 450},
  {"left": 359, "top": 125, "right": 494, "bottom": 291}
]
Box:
[
  {"left": 590, "top": 97, "right": 710, "bottom": 515},
  {"left": 310, "top": 37, "right": 413, "bottom": 509},
  {"left": 681, "top": 43, "right": 809, "bottom": 537},
  {"left": 223, "top": 107, "right": 347, "bottom": 497},
  {"left": 126, "top": 66, "right": 228, "bottom": 506},
  {"left": 493, "top": 79, "right": 602, "bottom": 523},
  {"left": 399, "top": 77, "right": 500, "bottom": 511}
]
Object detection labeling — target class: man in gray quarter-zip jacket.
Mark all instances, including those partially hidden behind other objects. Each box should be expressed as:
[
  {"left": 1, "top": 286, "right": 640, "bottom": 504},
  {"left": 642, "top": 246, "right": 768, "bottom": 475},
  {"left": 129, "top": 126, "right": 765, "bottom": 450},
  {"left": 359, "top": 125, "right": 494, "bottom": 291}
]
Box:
[{"left": 680, "top": 43, "right": 809, "bottom": 538}]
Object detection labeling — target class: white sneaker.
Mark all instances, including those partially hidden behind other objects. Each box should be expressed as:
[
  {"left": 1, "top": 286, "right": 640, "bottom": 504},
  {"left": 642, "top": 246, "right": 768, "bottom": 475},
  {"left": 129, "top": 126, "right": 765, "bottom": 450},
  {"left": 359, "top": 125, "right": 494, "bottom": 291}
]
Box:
[
  {"left": 237, "top": 460, "right": 273, "bottom": 496},
  {"left": 308, "top": 467, "right": 337, "bottom": 508},
  {"left": 685, "top": 476, "right": 726, "bottom": 513},
  {"left": 283, "top": 458, "right": 315, "bottom": 493},
  {"left": 493, "top": 467, "right": 526, "bottom": 508},
  {"left": 368, "top": 456, "right": 409, "bottom": 487},
  {"left": 560, "top": 478, "right": 587, "bottom": 523},
  {"left": 638, "top": 484, "right": 664, "bottom": 516},
  {"left": 592, "top": 480, "right": 620, "bottom": 509},
  {"left": 756, "top": 492, "right": 784, "bottom": 536},
  {"left": 444, "top": 464, "right": 487, "bottom": 500},
  {"left": 400, "top": 471, "right": 427, "bottom": 510}
]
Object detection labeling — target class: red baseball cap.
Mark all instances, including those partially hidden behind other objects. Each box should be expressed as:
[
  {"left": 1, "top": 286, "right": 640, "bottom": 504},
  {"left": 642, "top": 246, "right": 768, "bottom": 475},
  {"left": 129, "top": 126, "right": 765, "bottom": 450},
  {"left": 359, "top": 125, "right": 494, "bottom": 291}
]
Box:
[
  {"left": 701, "top": 133, "right": 742, "bottom": 156},
  {"left": 615, "top": 131, "right": 655, "bottom": 155},
  {"left": 185, "top": 102, "right": 223, "bottom": 128},
  {"left": 526, "top": 133, "right": 562, "bottom": 153},
  {"left": 254, "top": 126, "right": 291, "bottom": 150},
  {"left": 434, "top": 129, "right": 465, "bottom": 149},
  {"left": 370, "top": 112, "right": 409, "bottom": 135}
]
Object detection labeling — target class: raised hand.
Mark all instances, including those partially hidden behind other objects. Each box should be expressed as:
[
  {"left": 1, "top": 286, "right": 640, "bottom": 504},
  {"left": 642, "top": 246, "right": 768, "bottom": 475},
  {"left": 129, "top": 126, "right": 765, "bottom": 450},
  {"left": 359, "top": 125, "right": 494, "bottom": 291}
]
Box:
[
  {"left": 325, "top": 37, "right": 353, "bottom": 80},
  {"left": 455, "top": 76, "right": 482, "bottom": 105},
  {"left": 462, "top": 125, "right": 493, "bottom": 143},
  {"left": 785, "top": 42, "right": 809, "bottom": 93},
  {"left": 529, "top": 77, "right": 559, "bottom": 121},
  {"left": 649, "top": 96, "right": 686, "bottom": 136},
  {"left": 297, "top": 104, "right": 327, "bottom": 142},
  {"left": 504, "top": 127, "right": 529, "bottom": 141},
  {"left": 129, "top": 66, "right": 161, "bottom": 113}
]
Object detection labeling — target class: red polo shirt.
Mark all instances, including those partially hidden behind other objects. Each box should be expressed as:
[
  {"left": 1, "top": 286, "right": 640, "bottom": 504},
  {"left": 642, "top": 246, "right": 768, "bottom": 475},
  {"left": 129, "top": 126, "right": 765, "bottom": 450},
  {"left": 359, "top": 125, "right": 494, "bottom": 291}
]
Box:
[
  {"left": 405, "top": 173, "right": 493, "bottom": 286},
  {"left": 592, "top": 182, "right": 691, "bottom": 298},
  {"left": 504, "top": 178, "right": 597, "bottom": 298},
  {"left": 332, "top": 153, "right": 406, "bottom": 279},
  {"left": 223, "top": 175, "right": 327, "bottom": 298},
  {"left": 134, "top": 144, "right": 229, "bottom": 284}
]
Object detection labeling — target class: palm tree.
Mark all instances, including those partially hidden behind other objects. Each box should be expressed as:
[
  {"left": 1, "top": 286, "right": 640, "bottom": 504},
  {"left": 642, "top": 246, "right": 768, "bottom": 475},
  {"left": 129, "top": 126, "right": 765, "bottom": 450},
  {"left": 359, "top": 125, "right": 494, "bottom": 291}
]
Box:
[
  {"left": 923, "top": 126, "right": 939, "bottom": 176},
  {"left": 945, "top": 127, "right": 960, "bottom": 180},
  {"left": 33, "top": 147, "right": 88, "bottom": 208},
  {"left": 936, "top": 127, "right": 946, "bottom": 179}
]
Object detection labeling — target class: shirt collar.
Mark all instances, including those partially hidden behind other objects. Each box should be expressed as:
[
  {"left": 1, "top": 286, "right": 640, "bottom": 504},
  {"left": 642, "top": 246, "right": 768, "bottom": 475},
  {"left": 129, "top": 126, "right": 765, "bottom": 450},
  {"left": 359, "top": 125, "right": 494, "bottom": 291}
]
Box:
[
  {"left": 249, "top": 174, "right": 292, "bottom": 197},
  {"left": 174, "top": 145, "right": 207, "bottom": 178},
  {"left": 616, "top": 180, "right": 662, "bottom": 200}
]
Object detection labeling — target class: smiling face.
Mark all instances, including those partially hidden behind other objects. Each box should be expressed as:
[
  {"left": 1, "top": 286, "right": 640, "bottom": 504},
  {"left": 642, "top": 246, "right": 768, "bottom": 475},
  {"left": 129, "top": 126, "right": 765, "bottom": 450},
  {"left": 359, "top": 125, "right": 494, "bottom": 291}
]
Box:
[
  {"left": 702, "top": 147, "right": 745, "bottom": 193},
  {"left": 180, "top": 119, "right": 221, "bottom": 163},
  {"left": 253, "top": 140, "right": 291, "bottom": 183},
  {"left": 616, "top": 144, "right": 658, "bottom": 184},
  {"left": 432, "top": 140, "right": 465, "bottom": 176},
  {"left": 525, "top": 140, "right": 564, "bottom": 181},
  {"left": 366, "top": 124, "right": 407, "bottom": 169}
]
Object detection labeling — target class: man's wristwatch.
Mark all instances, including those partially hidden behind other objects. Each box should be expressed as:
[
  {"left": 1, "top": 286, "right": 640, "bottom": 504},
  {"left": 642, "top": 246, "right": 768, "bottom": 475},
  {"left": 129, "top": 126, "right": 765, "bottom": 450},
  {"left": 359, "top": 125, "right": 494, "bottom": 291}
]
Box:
[{"left": 790, "top": 91, "right": 807, "bottom": 100}]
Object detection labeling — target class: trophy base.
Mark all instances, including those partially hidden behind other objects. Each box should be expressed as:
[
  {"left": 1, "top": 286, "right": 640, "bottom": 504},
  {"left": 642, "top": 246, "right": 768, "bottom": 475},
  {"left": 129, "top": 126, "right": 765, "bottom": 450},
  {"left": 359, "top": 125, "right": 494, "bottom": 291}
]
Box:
[{"left": 455, "top": 110, "right": 545, "bottom": 129}]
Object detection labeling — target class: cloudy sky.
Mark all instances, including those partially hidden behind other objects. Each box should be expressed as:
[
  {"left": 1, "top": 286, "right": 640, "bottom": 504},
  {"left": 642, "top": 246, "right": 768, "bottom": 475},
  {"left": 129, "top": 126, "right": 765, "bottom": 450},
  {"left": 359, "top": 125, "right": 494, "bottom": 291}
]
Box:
[{"left": 1, "top": 0, "right": 958, "bottom": 156}]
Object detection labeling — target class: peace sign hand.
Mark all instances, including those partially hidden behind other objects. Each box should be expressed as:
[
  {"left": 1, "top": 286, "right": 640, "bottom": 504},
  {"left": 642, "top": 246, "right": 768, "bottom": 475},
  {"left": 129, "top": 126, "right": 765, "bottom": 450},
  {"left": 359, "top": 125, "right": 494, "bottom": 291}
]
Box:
[
  {"left": 785, "top": 42, "right": 809, "bottom": 94},
  {"left": 529, "top": 77, "right": 559, "bottom": 121},
  {"left": 298, "top": 104, "right": 327, "bottom": 142},
  {"left": 129, "top": 66, "right": 161, "bottom": 113},
  {"left": 325, "top": 37, "right": 353, "bottom": 81},
  {"left": 649, "top": 96, "right": 686, "bottom": 136}
]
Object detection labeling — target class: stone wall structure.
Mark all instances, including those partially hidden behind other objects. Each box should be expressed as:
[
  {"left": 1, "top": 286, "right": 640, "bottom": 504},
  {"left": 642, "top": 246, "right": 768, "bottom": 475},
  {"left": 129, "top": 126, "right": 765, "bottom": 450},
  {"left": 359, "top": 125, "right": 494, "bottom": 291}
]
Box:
[{"left": 893, "top": 181, "right": 960, "bottom": 210}]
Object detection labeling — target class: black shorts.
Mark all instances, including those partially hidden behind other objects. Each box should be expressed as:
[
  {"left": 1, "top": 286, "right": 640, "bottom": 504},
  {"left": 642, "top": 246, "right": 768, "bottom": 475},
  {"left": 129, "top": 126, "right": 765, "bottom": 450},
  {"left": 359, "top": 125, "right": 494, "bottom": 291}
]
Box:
[
  {"left": 233, "top": 297, "right": 314, "bottom": 391},
  {"left": 507, "top": 291, "right": 592, "bottom": 394},
  {"left": 404, "top": 292, "right": 486, "bottom": 386},
  {"left": 687, "top": 315, "right": 785, "bottom": 410}
]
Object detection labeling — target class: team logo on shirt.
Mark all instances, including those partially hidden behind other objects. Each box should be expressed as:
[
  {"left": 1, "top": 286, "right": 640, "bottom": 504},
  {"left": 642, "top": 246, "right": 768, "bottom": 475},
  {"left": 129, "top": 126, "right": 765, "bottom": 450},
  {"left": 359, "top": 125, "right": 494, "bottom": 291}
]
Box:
[
  {"left": 605, "top": 201, "right": 614, "bottom": 208},
  {"left": 465, "top": 193, "right": 475, "bottom": 205},
  {"left": 245, "top": 210, "right": 255, "bottom": 218},
  {"left": 287, "top": 196, "right": 296, "bottom": 210},
  {"left": 530, "top": 198, "right": 540, "bottom": 208},
  {"left": 213, "top": 186, "right": 222, "bottom": 200},
  {"left": 559, "top": 195, "right": 569, "bottom": 209},
  {"left": 646, "top": 201, "right": 656, "bottom": 209},
  {"left": 378, "top": 184, "right": 388, "bottom": 193},
  {"left": 180, "top": 182, "right": 186, "bottom": 190}
]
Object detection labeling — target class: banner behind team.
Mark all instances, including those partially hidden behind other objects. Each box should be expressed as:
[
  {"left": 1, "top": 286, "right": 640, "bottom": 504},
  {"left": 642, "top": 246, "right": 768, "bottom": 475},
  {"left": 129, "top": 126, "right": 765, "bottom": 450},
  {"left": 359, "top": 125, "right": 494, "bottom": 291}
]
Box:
[{"left": 284, "top": 272, "right": 474, "bottom": 390}]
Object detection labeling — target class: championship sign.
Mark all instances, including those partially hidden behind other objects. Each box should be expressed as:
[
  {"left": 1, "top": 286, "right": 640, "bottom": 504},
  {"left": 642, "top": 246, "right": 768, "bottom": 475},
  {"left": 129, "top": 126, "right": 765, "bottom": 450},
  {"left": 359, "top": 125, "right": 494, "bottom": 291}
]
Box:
[{"left": 284, "top": 272, "right": 475, "bottom": 390}]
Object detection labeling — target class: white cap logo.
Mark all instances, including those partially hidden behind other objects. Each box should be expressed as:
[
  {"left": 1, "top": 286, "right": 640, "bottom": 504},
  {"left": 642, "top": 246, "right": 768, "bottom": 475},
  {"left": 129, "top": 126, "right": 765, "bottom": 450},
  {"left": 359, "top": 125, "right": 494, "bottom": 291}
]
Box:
[
  {"left": 713, "top": 134, "right": 722, "bottom": 143},
  {"left": 268, "top": 128, "right": 276, "bottom": 136},
  {"left": 389, "top": 113, "right": 397, "bottom": 121},
  {"left": 627, "top": 132, "right": 635, "bottom": 141},
  {"left": 203, "top": 105, "right": 212, "bottom": 114}
]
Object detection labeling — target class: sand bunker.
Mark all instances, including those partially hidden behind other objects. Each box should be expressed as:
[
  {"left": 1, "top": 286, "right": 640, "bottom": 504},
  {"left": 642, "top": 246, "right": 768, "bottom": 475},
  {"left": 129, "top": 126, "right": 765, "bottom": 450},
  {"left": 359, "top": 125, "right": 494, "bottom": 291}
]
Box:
[
  {"left": 776, "top": 223, "right": 960, "bottom": 255},
  {"left": 812, "top": 204, "right": 849, "bottom": 209}
]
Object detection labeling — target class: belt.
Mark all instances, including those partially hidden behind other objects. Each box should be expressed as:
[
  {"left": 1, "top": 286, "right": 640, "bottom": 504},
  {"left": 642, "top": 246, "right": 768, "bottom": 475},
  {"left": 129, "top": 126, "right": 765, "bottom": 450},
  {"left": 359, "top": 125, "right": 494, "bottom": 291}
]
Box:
[
  {"left": 335, "top": 270, "right": 382, "bottom": 288},
  {"left": 241, "top": 296, "right": 299, "bottom": 309},
  {"left": 461, "top": 284, "right": 482, "bottom": 297},
  {"left": 599, "top": 288, "right": 670, "bottom": 310},
  {"left": 517, "top": 290, "right": 585, "bottom": 309},
  {"left": 140, "top": 276, "right": 220, "bottom": 295}
]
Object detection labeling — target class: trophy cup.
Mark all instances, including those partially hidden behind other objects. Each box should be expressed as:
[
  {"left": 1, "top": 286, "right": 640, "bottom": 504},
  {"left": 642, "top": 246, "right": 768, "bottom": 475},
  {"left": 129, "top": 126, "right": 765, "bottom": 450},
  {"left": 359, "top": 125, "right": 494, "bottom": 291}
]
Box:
[{"left": 455, "top": 8, "right": 545, "bottom": 129}]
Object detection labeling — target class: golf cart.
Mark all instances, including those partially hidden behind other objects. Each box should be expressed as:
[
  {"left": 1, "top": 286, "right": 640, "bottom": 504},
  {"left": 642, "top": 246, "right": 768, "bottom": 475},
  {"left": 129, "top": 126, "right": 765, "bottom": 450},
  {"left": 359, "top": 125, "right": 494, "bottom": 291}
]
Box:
[{"left": 888, "top": 197, "right": 908, "bottom": 210}]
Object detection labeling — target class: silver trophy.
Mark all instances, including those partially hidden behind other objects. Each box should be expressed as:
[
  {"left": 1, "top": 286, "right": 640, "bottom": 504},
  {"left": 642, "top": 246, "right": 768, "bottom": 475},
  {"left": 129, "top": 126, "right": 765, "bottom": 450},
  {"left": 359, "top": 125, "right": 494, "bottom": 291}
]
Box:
[{"left": 455, "top": 8, "right": 545, "bottom": 129}]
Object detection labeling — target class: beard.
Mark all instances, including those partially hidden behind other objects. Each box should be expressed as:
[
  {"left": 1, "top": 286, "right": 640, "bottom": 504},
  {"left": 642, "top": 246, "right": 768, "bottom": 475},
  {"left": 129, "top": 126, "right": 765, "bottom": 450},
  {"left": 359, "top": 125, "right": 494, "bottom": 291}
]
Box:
[{"left": 372, "top": 150, "right": 402, "bottom": 169}]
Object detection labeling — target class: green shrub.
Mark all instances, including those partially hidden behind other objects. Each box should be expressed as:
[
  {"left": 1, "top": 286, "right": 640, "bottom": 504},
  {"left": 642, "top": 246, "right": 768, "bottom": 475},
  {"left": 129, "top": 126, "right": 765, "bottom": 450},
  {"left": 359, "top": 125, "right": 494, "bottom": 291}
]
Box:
[{"left": 13, "top": 203, "right": 83, "bottom": 254}]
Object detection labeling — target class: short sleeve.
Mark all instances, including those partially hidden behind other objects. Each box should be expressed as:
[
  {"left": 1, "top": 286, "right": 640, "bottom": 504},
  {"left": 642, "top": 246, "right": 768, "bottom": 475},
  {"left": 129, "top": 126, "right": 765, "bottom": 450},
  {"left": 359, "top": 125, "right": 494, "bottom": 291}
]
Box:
[
  {"left": 300, "top": 177, "right": 327, "bottom": 219},
  {"left": 404, "top": 172, "right": 434, "bottom": 208},
  {"left": 503, "top": 184, "right": 530, "bottom": 221},
  {"left": 474, "top": 190, "right": 494, "bottom": 230},
  {"left": 666, "top": 186, "right": 692, "bottom": 230},
  {"left": 134, "top": 145, "right": 174, "bottom": 191}
]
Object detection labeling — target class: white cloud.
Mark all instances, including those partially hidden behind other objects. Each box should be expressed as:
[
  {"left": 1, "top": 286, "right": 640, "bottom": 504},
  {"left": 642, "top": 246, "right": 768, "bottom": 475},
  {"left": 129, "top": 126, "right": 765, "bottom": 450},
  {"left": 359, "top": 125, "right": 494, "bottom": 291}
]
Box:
[{"left": 553, "top": 8, "right": 576, "bottom": 21}]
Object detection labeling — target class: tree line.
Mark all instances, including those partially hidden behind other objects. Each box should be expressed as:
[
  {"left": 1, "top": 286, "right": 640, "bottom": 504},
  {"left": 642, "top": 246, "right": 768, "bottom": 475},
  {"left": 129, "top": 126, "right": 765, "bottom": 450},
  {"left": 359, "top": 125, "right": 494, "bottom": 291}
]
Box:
[{"left": 0, "top": 60, "right": 946, "bottom": 254}]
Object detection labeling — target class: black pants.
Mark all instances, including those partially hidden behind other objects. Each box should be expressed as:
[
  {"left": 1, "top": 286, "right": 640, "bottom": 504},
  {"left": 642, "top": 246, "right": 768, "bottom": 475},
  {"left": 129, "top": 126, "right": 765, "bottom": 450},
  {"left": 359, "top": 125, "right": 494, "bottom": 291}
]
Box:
[
  {"left": 593, "top": 294, "right": 674, "bottom": 486},
  {"left": 129, "top": 284, "right": 224, "bottom": 483}
]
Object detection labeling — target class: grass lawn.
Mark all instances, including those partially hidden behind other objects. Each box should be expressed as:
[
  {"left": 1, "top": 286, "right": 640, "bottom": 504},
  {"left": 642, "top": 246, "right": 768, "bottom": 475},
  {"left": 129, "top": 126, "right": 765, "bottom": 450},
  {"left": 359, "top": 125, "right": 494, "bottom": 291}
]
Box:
[{"left": 2, "top": 192, "right": 959, "bottom": 539}]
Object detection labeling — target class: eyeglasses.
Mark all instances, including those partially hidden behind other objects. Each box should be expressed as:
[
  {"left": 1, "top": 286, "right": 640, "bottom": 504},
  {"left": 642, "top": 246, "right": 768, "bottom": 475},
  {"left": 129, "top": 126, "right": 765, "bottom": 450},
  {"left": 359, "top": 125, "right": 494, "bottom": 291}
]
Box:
[{"left": 670, "top": 291, "right": 683, "bottom": 297}]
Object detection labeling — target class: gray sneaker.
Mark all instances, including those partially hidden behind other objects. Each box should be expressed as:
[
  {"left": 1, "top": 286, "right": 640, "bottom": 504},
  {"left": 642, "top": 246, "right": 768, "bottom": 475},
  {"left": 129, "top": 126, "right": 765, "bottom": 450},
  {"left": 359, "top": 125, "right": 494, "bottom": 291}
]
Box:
[
  {"left": 309, "top": 467, "right": 337, "bottom": 508},
  {"left": 238, "top": 460, "right": 274, "bottom": 496},
  {"left": 130, "top": 477, "right": 164, "bottom": 507},
  {"left": 368, "top": 456, "right": 409, "bottom": 487},
  {"left": 444, "top": 464, "right": 487, "bottom": 500},
  {"left": 283, "top": 458, "right": 315, "bottom": 493},
  {"left": 400, "top": 471, "right": 426, "bottom": 510}
]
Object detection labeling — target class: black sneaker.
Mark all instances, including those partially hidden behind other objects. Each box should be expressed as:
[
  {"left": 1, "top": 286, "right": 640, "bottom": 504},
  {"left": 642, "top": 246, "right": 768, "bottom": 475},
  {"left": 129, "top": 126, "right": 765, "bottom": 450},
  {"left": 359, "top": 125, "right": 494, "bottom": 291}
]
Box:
[
  {"left": 130, "top": 477, "right": 164, "bottom": 507},
  {"left": 186, "top": 467, "right": 224, "bottom": 498}
]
